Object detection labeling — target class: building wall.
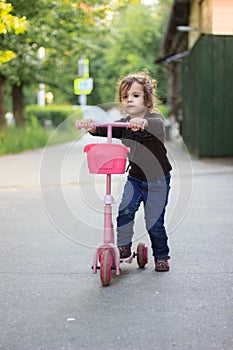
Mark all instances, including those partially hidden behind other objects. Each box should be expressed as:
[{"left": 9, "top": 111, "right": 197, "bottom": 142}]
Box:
[
  {"left": 182, "top": 35, "right": 233, "bottom": 157},
  {"left": 188, "top": 0, "right": 233, "bottom": 49},
  {"left": 212, "top": 0, "right": 233, "bottom": 35}
]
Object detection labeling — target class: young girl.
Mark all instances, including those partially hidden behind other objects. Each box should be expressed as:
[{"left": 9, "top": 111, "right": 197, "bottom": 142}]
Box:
[{"left": 80, "top": 72, "right": 172, "bottom": 272}]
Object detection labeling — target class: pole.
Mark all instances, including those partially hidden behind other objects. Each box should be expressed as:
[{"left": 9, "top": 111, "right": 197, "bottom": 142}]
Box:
[
  {"left": 37, "top": 48, "right": 45, "bottom": 106},
  {"left": 78, "top": 55, "right": 89, "bottom": 106}
]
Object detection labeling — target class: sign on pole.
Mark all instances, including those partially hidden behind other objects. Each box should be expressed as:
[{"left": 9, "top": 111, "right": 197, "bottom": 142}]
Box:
[
  {"left": 75, "top": 56, "right": 93, "bottom": 105},
  {"left": 74, "top": 78, "right": 93, "bottom": 95}
]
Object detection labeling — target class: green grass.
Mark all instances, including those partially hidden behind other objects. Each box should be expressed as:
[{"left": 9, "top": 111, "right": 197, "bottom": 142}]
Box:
[
  {"left": 0, "top": 125, "right": 48, "bottom": 155},
  {"left": 0, "top": 113, "right": 82, "bottom": 156}
]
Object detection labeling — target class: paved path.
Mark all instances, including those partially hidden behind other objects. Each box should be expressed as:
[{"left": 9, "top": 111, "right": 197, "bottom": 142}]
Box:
[{"left": 0, "top": 135, "right": 232, "bottom": 350}]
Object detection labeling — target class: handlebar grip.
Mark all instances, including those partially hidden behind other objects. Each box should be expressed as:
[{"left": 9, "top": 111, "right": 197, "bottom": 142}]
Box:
[
  {"left": 76, "top": 121, "right": 130, "bottom": 129},
  {"left": 76, "top": 120, "right": 90, "bottom": 130}
]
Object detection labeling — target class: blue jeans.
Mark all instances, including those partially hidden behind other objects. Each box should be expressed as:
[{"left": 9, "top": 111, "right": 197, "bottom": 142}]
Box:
[{"left": 116, "top": 173, "right": 171, "bottom": 259}]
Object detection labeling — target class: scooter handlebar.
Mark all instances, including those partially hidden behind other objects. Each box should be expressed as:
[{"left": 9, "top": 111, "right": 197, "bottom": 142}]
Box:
[{"left": 76, "top": 121, "right": 130, "bottom": 130}]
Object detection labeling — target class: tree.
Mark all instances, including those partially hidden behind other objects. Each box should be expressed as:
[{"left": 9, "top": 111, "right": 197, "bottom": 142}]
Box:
[
  {"left": 1, "top": 0, "right": 113, "bottom": 125},
  {"left": 0, "top": 0, "right": 27, "bottom": 126},
  {"left": 89, "top": 2, "right": 171, "bottom": 106},
  {"left": 3, "top": 0, "right": 61, "bottom": 126},
  {"left": 0, "top": 0, "right": 27, "bottom": 64},
  {"left": 14, "top": 0, "right": 141, "bottom": 107},
  {"left": 0, "top": 0, "right": 172, "bottom": 128},
  {"left": 36, "top": 0, "right": 121, "bottom": 104}
]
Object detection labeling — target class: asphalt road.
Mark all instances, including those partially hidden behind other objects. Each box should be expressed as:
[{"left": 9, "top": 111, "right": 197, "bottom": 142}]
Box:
[{"left": 0, "top": 134, "right": 232, "bottom": 350}]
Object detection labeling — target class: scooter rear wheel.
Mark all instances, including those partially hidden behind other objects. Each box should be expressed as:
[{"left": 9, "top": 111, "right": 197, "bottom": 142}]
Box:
[
  {"left": 136, "top": 243, "right": 148, "bottom": 268},
  {"left": 100, "top": 249, "right": 112, "bottom": 286}
]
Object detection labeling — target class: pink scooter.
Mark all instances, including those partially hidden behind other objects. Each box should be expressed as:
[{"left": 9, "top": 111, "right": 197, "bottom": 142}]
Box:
[{"left": 76, "top": 121, "right": 148, "bottom": 286}]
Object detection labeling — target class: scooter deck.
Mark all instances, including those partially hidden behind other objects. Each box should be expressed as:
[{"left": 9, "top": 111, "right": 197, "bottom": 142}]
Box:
[{"left": 119, "top": 252, "right": 135, "bottom": 264}]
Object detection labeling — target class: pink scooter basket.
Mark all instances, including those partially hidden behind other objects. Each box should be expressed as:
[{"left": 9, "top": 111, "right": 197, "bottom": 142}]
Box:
[{"left": 84, "top": 143, "right": 129, "bottom": 174}]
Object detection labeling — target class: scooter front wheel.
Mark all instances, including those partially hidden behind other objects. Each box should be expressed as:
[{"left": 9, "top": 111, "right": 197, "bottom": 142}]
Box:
[
  {"left": 136, "top": 243, "right": 148, "bottom": 268},
  {"left": 100, "top": 249, "right": 113, "bottom": 286}
]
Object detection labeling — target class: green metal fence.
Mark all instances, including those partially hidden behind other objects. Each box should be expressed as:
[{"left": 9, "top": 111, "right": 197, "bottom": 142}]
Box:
[{"left": 182, "top": 34, "right": 233, "bottom": 156}]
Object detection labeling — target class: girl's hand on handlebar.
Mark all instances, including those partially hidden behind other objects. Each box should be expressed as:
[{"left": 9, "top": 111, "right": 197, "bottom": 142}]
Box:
[
  {"left": 129, "top": 118, "right": 148, "bottom": 131},
  {"left": 79, "top": 119, "right": 96, "bottom": 132}
]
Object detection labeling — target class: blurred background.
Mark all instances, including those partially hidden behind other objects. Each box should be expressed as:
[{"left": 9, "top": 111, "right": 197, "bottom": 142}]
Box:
[{"left": 0, "top": 0, "right": 232, "bottom": 157}]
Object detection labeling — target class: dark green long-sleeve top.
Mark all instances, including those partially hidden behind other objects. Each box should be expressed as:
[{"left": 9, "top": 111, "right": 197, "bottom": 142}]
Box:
[{"left": 90, "top": 112, "right": 172, "bottom": 181}]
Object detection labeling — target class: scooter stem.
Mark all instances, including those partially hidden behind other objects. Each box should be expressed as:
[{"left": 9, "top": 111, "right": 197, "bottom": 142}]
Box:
[
  {"left": 104, "top": 174, "right": 114, "bottom": 244},
  {"left": 107, "top": 124, "right": 113, "bottom": 143}
]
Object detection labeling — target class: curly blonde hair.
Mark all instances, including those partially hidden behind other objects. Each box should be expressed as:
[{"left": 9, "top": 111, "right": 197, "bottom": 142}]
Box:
[{"left": 117, "top": 72, "right": 158, "bottom": 111}]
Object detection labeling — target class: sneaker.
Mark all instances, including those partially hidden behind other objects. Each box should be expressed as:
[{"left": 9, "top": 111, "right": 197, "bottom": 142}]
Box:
[
  {"left": 155, "top": 257, "right": 170, "bottom": 272},
  {"left": 118, "top": 246, "right": 132, "bottom": 259}
]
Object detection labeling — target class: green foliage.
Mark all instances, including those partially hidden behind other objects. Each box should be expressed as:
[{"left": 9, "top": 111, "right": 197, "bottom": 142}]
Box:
[
  {"left": 0, "top": 123, "right": 49, "bottom": 155},
  {"left": 1, "top": 0, "right": 108, "bottom": 88},
  {"left": 0, "top": 0, "right": 27, "bottom": 64},
  {"left": 157, "top": 103, "right": 168, "bottom": 119},
  {"left": 89, "top": 3, "right": 170, "bottom": 106},
  {"left": 25, "top": 104, "right": 80, "bottom": 127},
  {"left": 0, "top": 108, "right": 82, "bottom": 155},
  {"left": 1, "top": 0, "right": 173, "bottom": 123}
]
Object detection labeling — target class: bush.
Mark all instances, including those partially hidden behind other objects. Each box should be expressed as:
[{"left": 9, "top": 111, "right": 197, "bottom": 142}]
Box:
[
  {"left": 25, "top": 104, "right": 80, "bottom": 127},
  {"left": 0, "top": 109, "right": 83, "bottom": 155},
  {"left": 0, "top": 121, "right": 49, "bottom": 155}
]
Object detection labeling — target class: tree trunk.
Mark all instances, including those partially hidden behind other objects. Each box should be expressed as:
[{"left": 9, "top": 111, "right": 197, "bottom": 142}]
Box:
[
  {"left": 0, "top": 74, "right": 7, "bottom": 127},
  {"left": 12, "top": 83, "right": 25, "bottom": 127}
]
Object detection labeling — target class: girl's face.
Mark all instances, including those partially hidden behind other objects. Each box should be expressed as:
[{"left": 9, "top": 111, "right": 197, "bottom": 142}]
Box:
[{"left": 121, "top": 82, "right": 148, "bottom": 118}]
